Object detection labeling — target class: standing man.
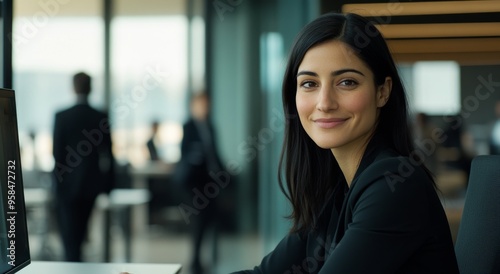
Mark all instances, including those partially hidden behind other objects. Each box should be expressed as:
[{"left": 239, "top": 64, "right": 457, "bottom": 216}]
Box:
[
  {"left": 52, "top": 72, "right": 114, "bottom": 261},
  {"left": 147, "top": 121, "right": 160, "bottom": 161},
  {"left": 177, "top": 92, "right": 223, "bottom": 274}
]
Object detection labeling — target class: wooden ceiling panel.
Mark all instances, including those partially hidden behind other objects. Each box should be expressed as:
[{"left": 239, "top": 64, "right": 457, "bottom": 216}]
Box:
[
  {"left": 343, "top": 1, "right": 500, "bottom": 16},
  {"left": 387, "top": 38, "right": 500, "bottom": 53},
  {"left": 337, "top": 1, "right": 500, "bottom": 64},
  {"left": 378, "top": 22, "right": 500, "bottom": 38}
]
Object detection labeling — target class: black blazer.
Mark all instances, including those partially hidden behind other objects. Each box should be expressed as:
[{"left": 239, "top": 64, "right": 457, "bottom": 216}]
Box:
[
  {"left": 234, "top": 139, "right": 459, "bottom": 274},
  {"left": 176, "top": 118, "right": 222, "bottom": 189},
  {"left": 53, "top": 104, "right": 114, "bottom": 201},
  {"left": 147, "top": 138, "right": 159, "bottom": 161}
]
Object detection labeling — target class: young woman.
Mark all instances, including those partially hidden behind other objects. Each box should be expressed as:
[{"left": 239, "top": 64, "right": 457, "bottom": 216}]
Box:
[{"left": 233, "top": 13, "right": 459, "bottom": 273}]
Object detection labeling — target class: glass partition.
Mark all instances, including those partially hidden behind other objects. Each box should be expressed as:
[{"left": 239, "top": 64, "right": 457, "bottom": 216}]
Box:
[
  {"left": 110, "top": 0, "right": 188, "bottom": 166},
  {"left": 13, "top": 0, "right": 104, "bottom": 172}
]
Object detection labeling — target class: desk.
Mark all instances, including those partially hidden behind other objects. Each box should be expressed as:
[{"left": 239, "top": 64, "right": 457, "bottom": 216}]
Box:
[
  {"left": 24, "top": 188, "right": 150, "bottom": 262},
  {"left": 23, "top": 188, "right": 49, "bottom": 207},
  {"left": 129, "top": 163, "right": 179, "bottom": 225},
  {"left": 130, "top": 162, "right": 174, "bottom": 185},
  {"left": 97, "top": 189, "right": 151, "bottom": 262},
  {"left": 98, "top": 189, "right": 151, "bottom": 209},
  {"left": 23, "top": 188, "right": 52, "bottom": 259},
  {"left": 17, "top": 261, "right": 181, "bottom": 274}
]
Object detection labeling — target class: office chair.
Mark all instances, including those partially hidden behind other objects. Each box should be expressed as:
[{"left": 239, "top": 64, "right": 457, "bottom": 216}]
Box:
[{"left": 454, "top": 155, "right": 500, "bottom": 274}]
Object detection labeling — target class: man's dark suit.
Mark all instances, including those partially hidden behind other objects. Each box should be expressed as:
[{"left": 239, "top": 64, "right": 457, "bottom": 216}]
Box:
[
  {"left": 147, "top": 138, "right": 159, "bottom": 161},
  {"left": 179, "top": 118, "right": 222, "bottom": 190},
  {"left": 53, "top": 103, "right": 114, "bottom": 261},
  {"left": 178, "top": 118, "right": 223, "bottom": 273}
]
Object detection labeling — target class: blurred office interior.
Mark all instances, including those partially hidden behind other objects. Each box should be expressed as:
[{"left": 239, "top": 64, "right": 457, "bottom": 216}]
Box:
[{"left": 1, "top": 0, "right": 500, "bottom": 273}]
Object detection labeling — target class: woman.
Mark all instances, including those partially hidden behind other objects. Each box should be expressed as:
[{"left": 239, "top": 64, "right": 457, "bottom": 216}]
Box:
[{"left": 233, "top": 13, "right": 458, "bottom": 273}]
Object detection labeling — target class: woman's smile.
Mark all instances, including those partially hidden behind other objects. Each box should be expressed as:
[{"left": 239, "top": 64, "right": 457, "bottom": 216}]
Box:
[{"left": 313, "top": 117, "right": 349, "bottom": 129}]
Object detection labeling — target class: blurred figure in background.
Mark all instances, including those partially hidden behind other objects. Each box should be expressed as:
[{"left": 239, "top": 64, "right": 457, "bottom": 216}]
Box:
[
  {"left": 147, "top": 120, "right": 161, "bottom": 161},
  {"left": 175, "top": 92, "right": 223, "bottom": 274},
  {"left": 145, "top": 120, "right": 173, "bottom": 224},
  {"left": 489, "top": 101, "right": 500, "bottom": 155},
  {"left": 439, "top": 115, "right": 475, "bottom": 179},
  {"left": 52, "top": 72, "right": 115, "bottom": 261},
  {"left": 414, "top": 112, "right": 439, "bottom": 174}
]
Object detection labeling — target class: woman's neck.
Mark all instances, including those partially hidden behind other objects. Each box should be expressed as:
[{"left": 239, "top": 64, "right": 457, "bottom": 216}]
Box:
[{"left": 331, "top": 135, "right": 372, "bottom": 186}]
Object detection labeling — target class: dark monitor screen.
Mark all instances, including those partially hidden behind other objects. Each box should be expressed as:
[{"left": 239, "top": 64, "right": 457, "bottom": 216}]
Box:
[{"left": 0, "top": 89, "right": 30, "bottom": 273}]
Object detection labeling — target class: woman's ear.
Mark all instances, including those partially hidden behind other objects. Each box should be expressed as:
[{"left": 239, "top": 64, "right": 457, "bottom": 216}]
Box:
[{"left": 377, "top": 77, "right": 392, "bottom": 107}]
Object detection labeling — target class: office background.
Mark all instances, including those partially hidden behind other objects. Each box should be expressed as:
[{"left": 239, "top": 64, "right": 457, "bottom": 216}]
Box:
[{"left": 0, "top": 0, "right": 500, "bottom": 273}]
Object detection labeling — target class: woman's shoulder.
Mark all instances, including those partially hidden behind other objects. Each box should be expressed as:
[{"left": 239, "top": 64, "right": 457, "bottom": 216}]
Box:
[
  {"left": 352, "top": 153, "right": 433, "bottom": 196},
  {"left": 345, "top": 153, "right": 437, "bottom": 226}
]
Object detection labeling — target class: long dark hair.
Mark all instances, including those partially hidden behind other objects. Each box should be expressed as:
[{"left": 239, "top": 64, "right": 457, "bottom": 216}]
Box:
[{"left": 278, "top": 13, "right": 419, "bottom": 233}]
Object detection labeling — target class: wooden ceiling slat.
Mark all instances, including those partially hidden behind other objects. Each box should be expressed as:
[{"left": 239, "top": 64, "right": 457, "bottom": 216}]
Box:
[
  {"left": 387, "top": 38, "right": 500, "bottom": 53},
  {"left": 339, "top": 1, "right": 500, "bottom": 65},
  {"left": 343, "top": 1, "right": 500, "bottom": 16},
  {"left": 378, "top": 23, "right": 500, "bottom": 38},
  {"left": 392, "top": 52, "right": 500, "bottom": 65}
]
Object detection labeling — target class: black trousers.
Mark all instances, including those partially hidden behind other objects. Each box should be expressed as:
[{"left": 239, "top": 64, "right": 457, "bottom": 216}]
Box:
[
  {"left": 189, "top": 198, "right": 220, "bottom": 274},
  {"left": 55, "top": 196, "right": 96, "bottom": 262}
]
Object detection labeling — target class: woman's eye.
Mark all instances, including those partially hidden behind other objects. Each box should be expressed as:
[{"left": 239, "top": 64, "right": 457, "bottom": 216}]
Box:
[
  {"left": 339, "top": 79, "right": 357, "bottom": 86},
  {"left": 301, "top": 81, "right": 316, "bottom": 88}
]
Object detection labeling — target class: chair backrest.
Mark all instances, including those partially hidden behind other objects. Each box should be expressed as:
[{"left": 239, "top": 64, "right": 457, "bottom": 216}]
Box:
[{"left": 455, "top": 155, "right": 500, "bottom": 274}]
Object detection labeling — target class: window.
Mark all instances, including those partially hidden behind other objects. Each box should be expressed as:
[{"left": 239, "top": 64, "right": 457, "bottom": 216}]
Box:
[
  {"left": 110, "top": 0, "right": 189, "bottom": 166},
  {"left": 13, "top": 0, "right": 103, "bottom": 171},
  {"left": 13, "top": 0, "right": 197, "bottom": 169},
  {"left": 412, "top": 61, "right": 461, "bottom": 115}
]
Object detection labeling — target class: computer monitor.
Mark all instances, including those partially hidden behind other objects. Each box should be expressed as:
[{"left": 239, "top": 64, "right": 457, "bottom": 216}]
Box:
[{"left": 0, "top": 88, "right": 30, "bottom": 273}]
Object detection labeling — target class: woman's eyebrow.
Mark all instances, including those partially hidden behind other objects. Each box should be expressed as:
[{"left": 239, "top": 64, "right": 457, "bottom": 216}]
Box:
[
  {"left": 332, "top": 68, "right": 365, "bottom": 76},
  {"left": 296, "top": 70, "right": 317, "bottom": 77},
  {"left": 297, "top": 68, "right": 365, "bottom": 78}
]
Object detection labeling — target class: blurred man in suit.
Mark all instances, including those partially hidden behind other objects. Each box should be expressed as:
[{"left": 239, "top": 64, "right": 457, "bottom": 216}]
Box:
[
  {"left": 52, "top": 72, "right": 114, "bottom": 261},
  {"left": 147, "top": 121, "right": 160, "bottom": 161},
  {"left": 178, "top": 92, "right": 223, "bottom": 274}
]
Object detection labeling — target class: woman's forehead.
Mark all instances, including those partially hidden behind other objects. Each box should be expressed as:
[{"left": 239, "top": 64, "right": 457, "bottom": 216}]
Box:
[{"left": 297, "top": 40, "right": 370, "bottom": 75}]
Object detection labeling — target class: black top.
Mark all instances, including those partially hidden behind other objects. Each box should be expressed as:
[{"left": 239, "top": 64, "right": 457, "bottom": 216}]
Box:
[
  {"left": 234, "top": 138, "right": 459, "bottom": 273},
  {"left": 147, "top": 138, "right": 159, "bottom": 161},
  {"left": 53, "top": 104, "right": 114, "bottom": 200},
  {"left": 175, "top": 118, "right": 223, "bottom": 189}
]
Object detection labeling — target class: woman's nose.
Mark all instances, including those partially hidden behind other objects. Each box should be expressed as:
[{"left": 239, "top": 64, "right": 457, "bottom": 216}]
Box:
[{"left": 316, "top": 86, "right": 338, "bottom": 112}]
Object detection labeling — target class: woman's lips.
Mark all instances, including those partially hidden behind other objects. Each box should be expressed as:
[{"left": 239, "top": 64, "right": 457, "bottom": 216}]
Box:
[{"left": 313, "top": 118, "right": 348, "bottom": 129}]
